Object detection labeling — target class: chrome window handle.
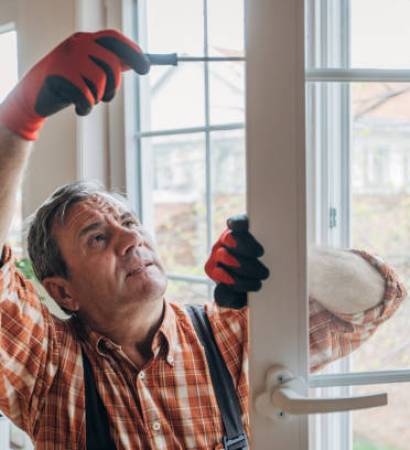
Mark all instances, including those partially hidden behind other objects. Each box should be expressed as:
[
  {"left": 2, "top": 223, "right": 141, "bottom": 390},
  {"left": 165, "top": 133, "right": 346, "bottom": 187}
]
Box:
[{"left": 255, "top": 365, "right": 387, "bottom": 421}]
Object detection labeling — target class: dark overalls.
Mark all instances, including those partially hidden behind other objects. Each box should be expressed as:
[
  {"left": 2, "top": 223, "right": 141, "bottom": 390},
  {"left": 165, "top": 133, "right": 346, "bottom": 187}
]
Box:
[{"left": 83, "top": 304, "right": 248, "bottom": 450}]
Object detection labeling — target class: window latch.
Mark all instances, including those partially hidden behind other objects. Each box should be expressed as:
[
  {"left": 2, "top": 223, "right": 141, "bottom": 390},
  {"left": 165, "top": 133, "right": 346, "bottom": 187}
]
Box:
[
  {"left": 329, "top": 207, "right": 337, "bottom": 229},
  {"left": 255, "top": 365, "right": 387, "bottom": 421}
]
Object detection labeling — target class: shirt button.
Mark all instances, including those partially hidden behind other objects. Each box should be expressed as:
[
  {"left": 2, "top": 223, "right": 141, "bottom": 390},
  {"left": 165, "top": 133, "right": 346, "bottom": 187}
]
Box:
[
  {"left": 152, "top": 421, "right": 161, "bottom": 432},
  {"left": 138, "top": 371, "right": 145, "bottom": 380}
]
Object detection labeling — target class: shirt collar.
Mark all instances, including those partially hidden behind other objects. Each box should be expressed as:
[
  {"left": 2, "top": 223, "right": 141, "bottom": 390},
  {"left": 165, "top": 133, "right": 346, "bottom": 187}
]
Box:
[
  {"left": 72, "top": 318, "right": 122, "bottom": 357},
  {"left": 72, "top": 300, "right": 177, "bottom": 365}
]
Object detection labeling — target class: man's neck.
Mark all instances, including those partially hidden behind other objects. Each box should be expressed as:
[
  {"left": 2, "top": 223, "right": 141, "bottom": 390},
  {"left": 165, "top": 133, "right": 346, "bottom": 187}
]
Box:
[{"left": 80, "top": 298, "right": 166, "bottom": 366}]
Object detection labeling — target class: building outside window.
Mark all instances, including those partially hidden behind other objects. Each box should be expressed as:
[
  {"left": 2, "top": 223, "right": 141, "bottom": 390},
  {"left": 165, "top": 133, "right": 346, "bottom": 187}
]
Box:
[{"left": 133, "top": 0, "right": 245, "bottom": 304}]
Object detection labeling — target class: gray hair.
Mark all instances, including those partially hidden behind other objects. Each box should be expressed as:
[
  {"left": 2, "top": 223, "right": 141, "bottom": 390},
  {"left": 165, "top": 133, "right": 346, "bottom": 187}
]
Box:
[{"left": 27, "top": 180, "right": 130, "bottom": 282}]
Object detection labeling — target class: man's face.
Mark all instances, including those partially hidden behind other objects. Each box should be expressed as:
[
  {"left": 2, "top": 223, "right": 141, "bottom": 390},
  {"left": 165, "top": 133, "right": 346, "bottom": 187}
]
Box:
[{"left": 51, "top": 194, "right": 167, "bottom": 318}]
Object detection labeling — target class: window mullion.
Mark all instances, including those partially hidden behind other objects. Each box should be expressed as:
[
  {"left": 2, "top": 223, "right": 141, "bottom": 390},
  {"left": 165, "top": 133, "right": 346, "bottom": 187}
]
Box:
[
  {"left": 310, "top": 369, "right": 410, "bottom": 388},
  {"left": 203, "top": 0, "right": 214, "bottom": 301},
  {"left": 308, "top": 1, "right": 352, "bottom": 450},
  {"left": 306, "top": 68, "right": 410, "bottom": 82},
  {"left": 203, "top": 0, "right": 213, "bottom": 250}
]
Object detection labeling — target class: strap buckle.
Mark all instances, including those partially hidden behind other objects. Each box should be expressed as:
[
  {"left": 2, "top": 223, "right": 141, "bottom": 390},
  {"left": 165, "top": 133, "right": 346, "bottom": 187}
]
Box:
[{"left": 223, "top": 433, "right": 248, "bottom": 450}]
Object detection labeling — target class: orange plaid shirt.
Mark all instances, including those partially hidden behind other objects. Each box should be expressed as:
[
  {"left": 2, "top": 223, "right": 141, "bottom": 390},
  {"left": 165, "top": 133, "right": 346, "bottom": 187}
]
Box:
[{"left": 0, "top": 246, "right": 406, "bottom": 449}]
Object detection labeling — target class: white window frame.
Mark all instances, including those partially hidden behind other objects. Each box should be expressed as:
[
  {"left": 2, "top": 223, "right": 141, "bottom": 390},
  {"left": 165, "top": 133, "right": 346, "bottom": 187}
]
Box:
[
  {"left": 307, "top": 1, "right": 410, "bottom": 449},
  {"left": 125, "top": 0, "right": 246, "bottom": 298},
  {"left": 246, "top": 0, "right": 309, "bottom": 446}
]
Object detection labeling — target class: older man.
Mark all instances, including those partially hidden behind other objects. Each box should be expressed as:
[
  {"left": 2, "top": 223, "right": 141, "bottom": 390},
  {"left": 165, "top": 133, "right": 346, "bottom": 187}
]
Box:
[{"left": 0, "top": 30, "right": 406, "bottom": 450}]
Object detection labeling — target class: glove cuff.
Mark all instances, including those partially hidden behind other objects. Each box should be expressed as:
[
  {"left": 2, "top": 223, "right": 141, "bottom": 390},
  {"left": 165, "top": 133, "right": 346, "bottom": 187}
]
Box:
[{"left": 0, "top": 87, "right": 45, "bottom": 141}]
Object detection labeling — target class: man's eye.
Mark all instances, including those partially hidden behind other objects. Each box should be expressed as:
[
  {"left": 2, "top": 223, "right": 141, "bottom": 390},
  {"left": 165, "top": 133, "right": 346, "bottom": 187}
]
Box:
[
  {"left": 123, "top": 220, "right": 139, "bottom": 228},
  {"left": 89, "top": 234, "right": 106, "bottom": 246}
]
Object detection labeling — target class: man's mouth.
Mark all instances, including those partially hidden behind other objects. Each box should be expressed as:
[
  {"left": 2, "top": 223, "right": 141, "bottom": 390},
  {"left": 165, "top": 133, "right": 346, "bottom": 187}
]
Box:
[{"left": 126, "top": 262, "right": 153, "bottom": 278}]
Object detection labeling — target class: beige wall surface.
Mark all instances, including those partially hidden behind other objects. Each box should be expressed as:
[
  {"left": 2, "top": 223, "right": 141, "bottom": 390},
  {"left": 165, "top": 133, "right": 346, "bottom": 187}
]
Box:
[
  {"left": 0, "top": 0, "right": 110, "bottom": 220},
  {"left": 18, "top": 0, "right": 78, "bottom": 218},
  {"left": 0, "top": 0, "right": 77, "bottom": 218},
  {"left": 0, "top": 0, "right": 17, "bottom": 24}
]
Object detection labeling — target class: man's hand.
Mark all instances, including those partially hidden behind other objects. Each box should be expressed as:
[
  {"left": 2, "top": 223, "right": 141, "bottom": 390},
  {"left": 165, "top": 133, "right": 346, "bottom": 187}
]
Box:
[
  {"left": 205, "top": 214, "right": 269, "bottom": 308},
  {"left": 0, "top": 29, "right": 150, "bottom": 141}
]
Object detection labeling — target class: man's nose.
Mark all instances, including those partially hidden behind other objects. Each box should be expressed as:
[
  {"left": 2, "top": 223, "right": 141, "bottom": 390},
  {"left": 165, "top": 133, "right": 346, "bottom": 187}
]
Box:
[{"left": 117, "top": 227, "right": 143, "bottom": 256}]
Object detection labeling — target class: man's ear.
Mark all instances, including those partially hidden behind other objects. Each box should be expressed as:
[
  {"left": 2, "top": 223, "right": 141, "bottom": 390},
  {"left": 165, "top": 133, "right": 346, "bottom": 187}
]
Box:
[{"left": 42, "top": 276, "right": 79, "bottom": 312}]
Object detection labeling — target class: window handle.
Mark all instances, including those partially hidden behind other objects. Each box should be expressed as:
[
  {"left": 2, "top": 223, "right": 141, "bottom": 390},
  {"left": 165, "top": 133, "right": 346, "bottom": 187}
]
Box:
[{"left": 255, "top": 365, "right": 387, "bottom": 421}]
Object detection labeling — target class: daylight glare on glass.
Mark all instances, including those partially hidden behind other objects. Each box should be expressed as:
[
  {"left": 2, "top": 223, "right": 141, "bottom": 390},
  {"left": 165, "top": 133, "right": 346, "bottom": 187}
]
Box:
[{"left": 351, "top": 0, "right": 410, "bottom": 68}]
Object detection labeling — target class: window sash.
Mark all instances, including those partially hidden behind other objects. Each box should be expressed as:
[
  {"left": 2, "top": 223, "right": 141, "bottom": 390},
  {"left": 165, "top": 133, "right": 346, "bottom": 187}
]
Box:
[
  {"left": 307, "top": 68, "right": 410, "bottom": 82},
  {"left": 134, "top": 0, "right": 246, "bottom": 296},
  {"left": 306, "top": 0, "right": 410, "bottom": 387},
  {"left": 307, "top": 1, "right": 410, "bottom": 449}
]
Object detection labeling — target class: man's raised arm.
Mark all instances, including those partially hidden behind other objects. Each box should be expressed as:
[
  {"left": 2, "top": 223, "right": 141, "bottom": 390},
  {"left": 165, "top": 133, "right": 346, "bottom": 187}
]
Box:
[
  {"left": 0, "top": 126, "right": 31, "bottom": 253},
  {"left": 0, "top": 29, "right": 151, "bottom": 255},
  {"left": 0, "top": 29, "right": 151, "bottom": 433}
]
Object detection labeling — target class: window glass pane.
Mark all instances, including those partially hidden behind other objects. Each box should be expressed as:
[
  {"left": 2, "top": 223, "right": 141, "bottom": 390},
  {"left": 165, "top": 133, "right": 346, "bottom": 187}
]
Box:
[
  {"left": 350, "top": 82, "right": 410, "bottom": 372},
  {"left": 140, "top": 64, "right": 205, "bottom": 131},
  {"left": 144, "top": 0, "right": 204, "bottom": 56},
  {"left": 352, "top": 383, "right": 410, "bottom": 450},
  {"left": 165, "top": 279, "right": 209, "bottom": 305},
  {"left": 351, "top": 0, "right": 410, "bottom": 69},
  {"left": 207, "top": 0, "right": 244, "bottom": 57},
  {"left": 209, "top": 62, "right": 245, "bottom": 125},
  {"left": 145, "top": 134, "right": 207, "bottom": 276},
  {"left": 211, "top": 129, "right": 246, "bottom": 238}
]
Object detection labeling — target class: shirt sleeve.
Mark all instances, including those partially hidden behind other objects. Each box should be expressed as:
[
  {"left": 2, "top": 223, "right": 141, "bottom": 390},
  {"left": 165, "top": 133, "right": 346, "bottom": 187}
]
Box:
[
  {"left": 0, "top": 245, "right": 59, "bottom": 435},
  {"left": 309, "top": 250, "right": 408, "bottom": 372}
]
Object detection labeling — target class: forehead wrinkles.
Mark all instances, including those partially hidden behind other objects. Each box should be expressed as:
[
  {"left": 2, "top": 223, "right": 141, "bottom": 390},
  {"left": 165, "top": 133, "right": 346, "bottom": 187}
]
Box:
[
  {"left": 88, "top": 194, "right": 126, "bottom": 218},
  {"left": 62, "top": 195, "right": 127, "bottom": 232}
]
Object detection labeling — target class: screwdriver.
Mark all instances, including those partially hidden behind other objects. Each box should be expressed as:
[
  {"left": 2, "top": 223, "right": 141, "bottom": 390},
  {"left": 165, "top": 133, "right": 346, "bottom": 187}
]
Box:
[{"left": 145, "top": 53, "right": 244, "bottom": 66}]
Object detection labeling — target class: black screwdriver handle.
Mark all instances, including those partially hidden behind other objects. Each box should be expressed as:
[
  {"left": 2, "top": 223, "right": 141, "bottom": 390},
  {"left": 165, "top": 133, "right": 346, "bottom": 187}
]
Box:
[{"left": 146, "top": 53, "right": 178, "bottom": 66}]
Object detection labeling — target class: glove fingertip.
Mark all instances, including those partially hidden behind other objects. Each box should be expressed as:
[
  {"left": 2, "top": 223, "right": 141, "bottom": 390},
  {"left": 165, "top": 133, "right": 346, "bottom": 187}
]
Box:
[
  {"left": 102, "top": 90, "right": 115, "bottom": 102},
  {"left": 257, "top": 247, "right": 264, "bottom": 258},
  {"left": 261, "top": 266, "right": 270, "bottom": 280},
  {"left": 227, "top": 214, "right": 249, "bottom": 232},
  {"left": 75, "top": 103, "right": 92, "bottom": 116}
]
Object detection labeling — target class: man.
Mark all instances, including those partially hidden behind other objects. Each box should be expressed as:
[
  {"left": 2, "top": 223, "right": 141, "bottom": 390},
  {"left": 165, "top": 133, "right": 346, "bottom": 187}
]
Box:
[{"left": 0, "top": 30, "right": 406, "bottom": 449}]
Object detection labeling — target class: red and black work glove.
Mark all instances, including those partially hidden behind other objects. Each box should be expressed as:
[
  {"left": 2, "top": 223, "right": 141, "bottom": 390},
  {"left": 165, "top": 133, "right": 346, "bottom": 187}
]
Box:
[
  {"left": 205, "top": 214, "right": 270, "bottom": 309},
  {"left": 0, "top": 29, "right": 150, "bottom": 141}
]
